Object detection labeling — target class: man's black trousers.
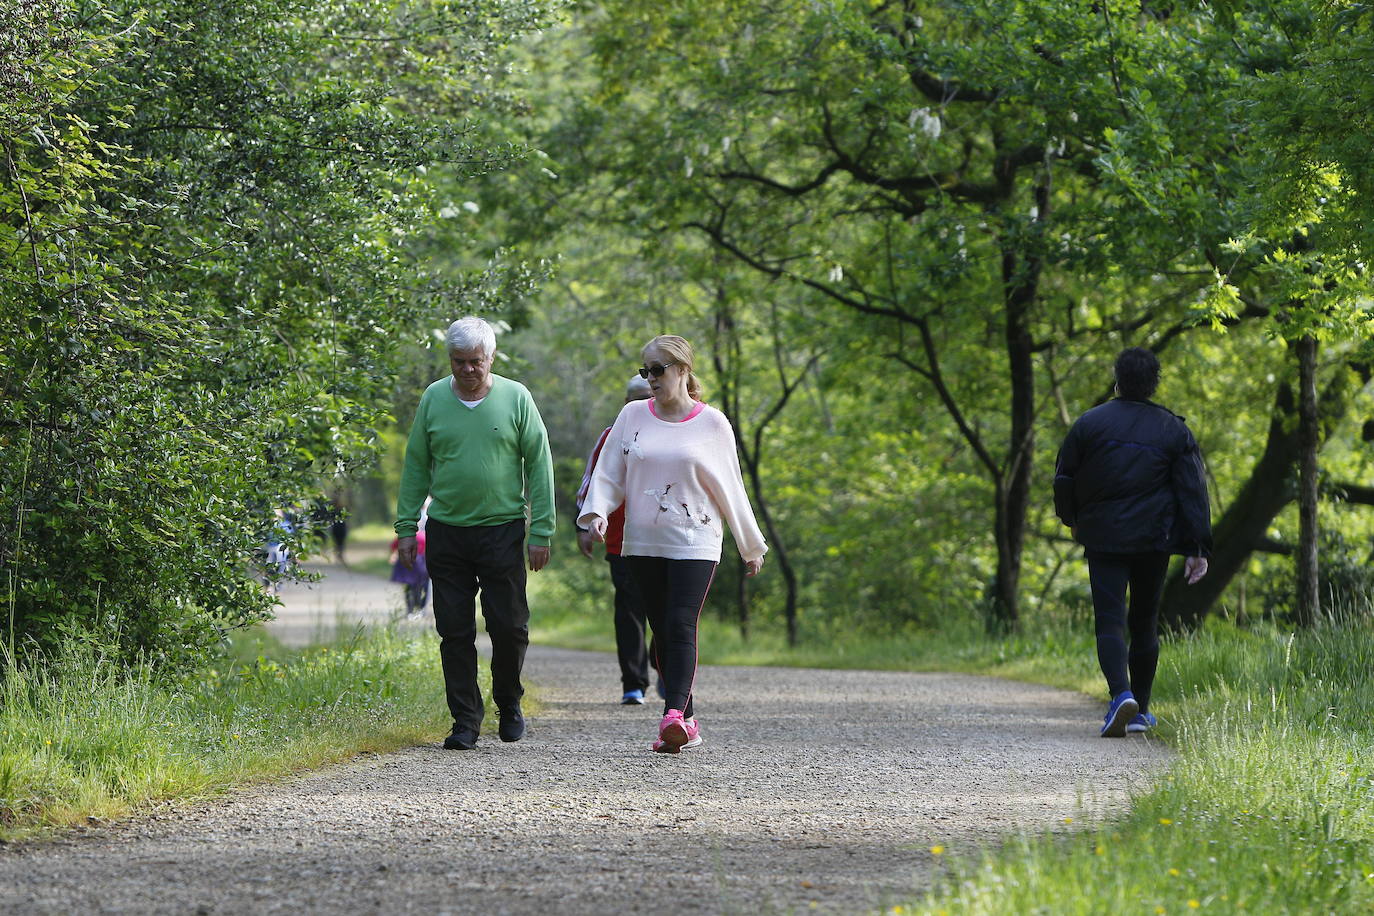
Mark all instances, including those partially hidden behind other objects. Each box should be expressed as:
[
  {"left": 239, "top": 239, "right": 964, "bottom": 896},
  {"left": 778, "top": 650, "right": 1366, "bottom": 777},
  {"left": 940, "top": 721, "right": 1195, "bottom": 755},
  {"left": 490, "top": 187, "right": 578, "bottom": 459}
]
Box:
[
  {"left": 426, "top": 518, "right": 529, "bottom": 729},
  {"left": 1087, "top": 550, "right": 1169, "bottom": 712},
  {"left": 606, "top": 554, "right": 651, "bottom": 693}
]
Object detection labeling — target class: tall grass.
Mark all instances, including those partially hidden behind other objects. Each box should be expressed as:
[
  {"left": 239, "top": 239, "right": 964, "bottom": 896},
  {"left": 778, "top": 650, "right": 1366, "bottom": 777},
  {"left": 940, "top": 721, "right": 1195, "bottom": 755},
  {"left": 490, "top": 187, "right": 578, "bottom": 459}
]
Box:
[
  {"left": 0, "top": 626, "right": 458, "bottom": 840},
  {"left": 904, "top": 621, "right": 1374, "bottom": 915}
]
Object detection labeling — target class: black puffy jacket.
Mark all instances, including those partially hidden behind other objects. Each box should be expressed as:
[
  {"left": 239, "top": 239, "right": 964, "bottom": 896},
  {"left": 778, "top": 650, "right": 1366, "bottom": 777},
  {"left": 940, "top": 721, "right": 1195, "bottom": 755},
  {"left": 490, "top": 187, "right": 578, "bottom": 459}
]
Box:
[{"left": 1053, "top": 398, "right": 1212, "bottom": 557}]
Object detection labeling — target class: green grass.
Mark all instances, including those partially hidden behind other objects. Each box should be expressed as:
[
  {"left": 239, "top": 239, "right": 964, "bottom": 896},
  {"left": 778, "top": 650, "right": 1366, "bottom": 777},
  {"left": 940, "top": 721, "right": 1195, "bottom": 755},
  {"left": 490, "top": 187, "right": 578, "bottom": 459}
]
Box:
[
  {"left": 529, "top": 561, "right": 1374, "bottom": 914},
  {"left": 898, "top": 621, "right": 1374, "bottom": 915},
  {"left": 0, "top": 626, "right": 472, "bottom": 841}
]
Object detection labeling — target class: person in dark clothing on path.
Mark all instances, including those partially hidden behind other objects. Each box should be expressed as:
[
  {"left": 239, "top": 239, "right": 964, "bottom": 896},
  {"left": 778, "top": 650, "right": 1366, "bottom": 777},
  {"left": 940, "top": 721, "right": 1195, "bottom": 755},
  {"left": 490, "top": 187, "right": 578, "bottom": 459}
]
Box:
[
  {"left": 395, "top": 316, "right": 555, "bottom": 751},
  {"left": 1054, "top": 347, "right": 1213, "bottom": 737},
  {"left": 575, "top": 373, "right": 656, "bottom": 705}
]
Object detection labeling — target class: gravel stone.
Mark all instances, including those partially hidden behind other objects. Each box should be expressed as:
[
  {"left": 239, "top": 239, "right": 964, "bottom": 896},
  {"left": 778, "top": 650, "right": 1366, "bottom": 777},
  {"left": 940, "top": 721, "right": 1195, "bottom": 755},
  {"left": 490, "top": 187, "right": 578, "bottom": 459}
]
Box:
[{"left": 0, "top": 561, "right": 1170, "bottom": 913}]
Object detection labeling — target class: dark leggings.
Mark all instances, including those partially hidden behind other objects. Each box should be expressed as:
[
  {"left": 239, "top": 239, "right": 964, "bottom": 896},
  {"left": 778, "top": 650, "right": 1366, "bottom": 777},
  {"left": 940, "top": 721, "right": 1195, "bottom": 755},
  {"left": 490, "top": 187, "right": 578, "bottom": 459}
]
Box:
[
  {"left": 624, "top": 556, "right": 717, "bottom": 718},
  {"left": 1087, "top": 551, "right": 1169, "bottom": 712}
]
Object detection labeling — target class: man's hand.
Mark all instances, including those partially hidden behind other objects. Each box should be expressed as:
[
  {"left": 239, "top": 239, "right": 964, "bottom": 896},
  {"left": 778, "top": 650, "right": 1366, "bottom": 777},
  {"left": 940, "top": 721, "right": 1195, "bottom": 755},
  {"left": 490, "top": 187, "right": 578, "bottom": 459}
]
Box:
[
  {"left": 588, "top": 516, "right": 608, "bottom": 543},
  {"left": 577, "top": 528, "right": 596, "bottom": 559},
  {"left": 745, "top": 556, "right": 764, "bottom": 577},
  {"left": 398, "top": 536, "right": 417, "bottom": 569},
  {"left": 528, "top": 544, "right": 550, "bottom": 572},
  {"left": 1184, "top": 556, "right": 1208, "bottom": 585}
]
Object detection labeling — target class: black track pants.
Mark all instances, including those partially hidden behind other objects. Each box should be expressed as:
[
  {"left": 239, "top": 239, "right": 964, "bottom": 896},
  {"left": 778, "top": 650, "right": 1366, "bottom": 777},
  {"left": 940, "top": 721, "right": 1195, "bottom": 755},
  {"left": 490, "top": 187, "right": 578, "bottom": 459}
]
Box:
[
  {"left": 1087, "top": 550, "right": 1169, "bottom": 711},
  {"left": 624, "top": 556, "right": 717, "bottom": 719},
  {"left": 607, "top": 554, "right": 651, "bottom": 693}
]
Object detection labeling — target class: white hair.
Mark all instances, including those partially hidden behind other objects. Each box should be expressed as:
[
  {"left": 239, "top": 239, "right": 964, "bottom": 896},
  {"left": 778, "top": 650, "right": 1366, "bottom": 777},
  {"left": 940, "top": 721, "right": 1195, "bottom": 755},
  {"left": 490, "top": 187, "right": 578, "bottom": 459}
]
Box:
[{"left": 445, "top": 316, "right": 497, "bottom": 358}]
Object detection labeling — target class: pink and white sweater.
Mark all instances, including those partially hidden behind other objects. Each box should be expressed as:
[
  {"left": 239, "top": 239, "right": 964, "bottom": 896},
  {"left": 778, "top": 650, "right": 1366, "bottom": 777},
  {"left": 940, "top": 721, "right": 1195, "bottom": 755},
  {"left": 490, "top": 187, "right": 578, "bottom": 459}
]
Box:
[{"left": 577, "top": 400, "right": 768, "bottom": 563}]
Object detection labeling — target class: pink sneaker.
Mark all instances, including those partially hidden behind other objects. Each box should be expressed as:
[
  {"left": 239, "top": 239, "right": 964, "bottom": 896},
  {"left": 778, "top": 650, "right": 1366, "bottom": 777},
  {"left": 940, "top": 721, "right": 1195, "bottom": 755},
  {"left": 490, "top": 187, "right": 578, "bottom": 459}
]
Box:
[{"left": 652, "top": 710, "right": 702, "bottom": 753}]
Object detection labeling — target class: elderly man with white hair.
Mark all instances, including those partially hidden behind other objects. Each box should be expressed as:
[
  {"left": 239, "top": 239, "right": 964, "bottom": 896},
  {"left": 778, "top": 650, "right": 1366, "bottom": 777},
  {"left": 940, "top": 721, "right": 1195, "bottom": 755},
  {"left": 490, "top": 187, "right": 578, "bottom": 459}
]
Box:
[{"left": 395, "top": 316, "right": 555, "bottom": 750}]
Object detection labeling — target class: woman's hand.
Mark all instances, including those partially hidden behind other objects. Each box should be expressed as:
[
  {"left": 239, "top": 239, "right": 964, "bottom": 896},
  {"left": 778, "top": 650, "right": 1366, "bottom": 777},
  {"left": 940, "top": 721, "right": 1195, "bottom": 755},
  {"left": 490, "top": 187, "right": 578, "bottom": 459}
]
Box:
[
  {"left": 588, "top": 516, "right": 608, "bottom": 543},
  {"left": 745, "top": 556, "right": 764, "bottom": 577}
]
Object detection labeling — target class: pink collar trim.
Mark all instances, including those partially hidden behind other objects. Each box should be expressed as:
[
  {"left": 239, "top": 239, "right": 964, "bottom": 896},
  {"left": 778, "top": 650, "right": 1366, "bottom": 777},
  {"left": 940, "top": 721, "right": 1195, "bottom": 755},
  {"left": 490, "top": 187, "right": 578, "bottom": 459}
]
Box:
[{"left": 648, "top": 398, "right": 704, "bottom": 422}]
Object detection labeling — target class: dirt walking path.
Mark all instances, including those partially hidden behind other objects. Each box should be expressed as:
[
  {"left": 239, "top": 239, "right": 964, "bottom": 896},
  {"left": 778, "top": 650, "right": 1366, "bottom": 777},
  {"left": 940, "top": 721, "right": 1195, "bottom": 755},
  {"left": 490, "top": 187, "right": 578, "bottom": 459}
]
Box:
[{"left": 0, "top": 568, "right": 1170, "bottom": 914}]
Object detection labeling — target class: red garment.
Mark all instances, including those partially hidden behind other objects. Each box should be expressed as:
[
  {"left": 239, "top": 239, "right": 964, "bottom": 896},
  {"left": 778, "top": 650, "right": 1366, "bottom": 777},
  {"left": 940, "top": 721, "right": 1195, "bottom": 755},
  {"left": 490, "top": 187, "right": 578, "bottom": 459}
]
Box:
[{"left": 575, "top": 427, "right": 626, "bottom": 555}]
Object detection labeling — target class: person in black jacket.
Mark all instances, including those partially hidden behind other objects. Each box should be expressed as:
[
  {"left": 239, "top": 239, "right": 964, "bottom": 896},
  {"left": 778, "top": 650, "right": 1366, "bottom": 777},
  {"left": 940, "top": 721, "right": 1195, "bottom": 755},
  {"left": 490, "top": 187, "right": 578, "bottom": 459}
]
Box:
[{"left": 1054, "top": 347, "right": 1212, "bottom": 737}]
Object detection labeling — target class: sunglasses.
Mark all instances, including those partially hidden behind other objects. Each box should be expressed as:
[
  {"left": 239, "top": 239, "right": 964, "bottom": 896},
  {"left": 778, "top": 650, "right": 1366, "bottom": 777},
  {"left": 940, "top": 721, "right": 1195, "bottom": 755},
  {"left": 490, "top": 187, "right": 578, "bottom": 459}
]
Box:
[{"left": 638, "top": 362, "right": 677, "bottom": 379}]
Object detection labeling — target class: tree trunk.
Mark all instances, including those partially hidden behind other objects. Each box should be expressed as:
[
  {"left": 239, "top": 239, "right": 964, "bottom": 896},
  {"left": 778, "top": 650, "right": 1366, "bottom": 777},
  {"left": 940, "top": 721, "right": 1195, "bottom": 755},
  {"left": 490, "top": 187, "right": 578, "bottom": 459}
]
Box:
[
  {"left": 735, "top": 555, "right": 749, "bottom": 640},
  {"left": 741, "top": 451, "right": 798, "bottom": 644},
  {"left": 985, "top": 165, "right": 1046, "bottom": 631},
  {"left": 1296, "top": 334, "right": 1320, "bottom": 627},
  {"left": 1161, "top": 356, "right": 1360, "bottom": 630},
  {"left": 1160, "top": 383, "right": 1299, "bottom": 629}
]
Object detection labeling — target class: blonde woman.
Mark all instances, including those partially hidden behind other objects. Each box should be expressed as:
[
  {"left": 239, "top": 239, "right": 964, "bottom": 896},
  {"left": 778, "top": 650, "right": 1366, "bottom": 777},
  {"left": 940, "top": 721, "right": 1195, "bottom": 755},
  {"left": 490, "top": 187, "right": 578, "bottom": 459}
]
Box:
[{"left": 578, "top": 335, "right": 767, "bottom": 753}]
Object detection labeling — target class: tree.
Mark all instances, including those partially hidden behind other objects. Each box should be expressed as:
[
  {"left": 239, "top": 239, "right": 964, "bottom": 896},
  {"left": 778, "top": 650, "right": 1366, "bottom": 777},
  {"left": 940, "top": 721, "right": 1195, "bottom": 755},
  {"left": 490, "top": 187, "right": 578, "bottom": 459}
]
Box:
[{"left": 1, "top": 0, "right": 549, "bottom": 666}]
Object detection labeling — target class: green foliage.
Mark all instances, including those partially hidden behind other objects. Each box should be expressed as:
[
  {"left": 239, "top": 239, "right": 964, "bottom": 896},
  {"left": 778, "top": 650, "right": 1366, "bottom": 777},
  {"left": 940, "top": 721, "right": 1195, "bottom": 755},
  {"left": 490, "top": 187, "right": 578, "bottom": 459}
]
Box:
[
  {"left": 482, "top": 0, "right": 1374, "bottom": 641},
  {"left": 0, "top": 627, "right": 455, "bottom": 839},
  {"left": 1, "top": 0, "right": 550, "bottom": 667}
]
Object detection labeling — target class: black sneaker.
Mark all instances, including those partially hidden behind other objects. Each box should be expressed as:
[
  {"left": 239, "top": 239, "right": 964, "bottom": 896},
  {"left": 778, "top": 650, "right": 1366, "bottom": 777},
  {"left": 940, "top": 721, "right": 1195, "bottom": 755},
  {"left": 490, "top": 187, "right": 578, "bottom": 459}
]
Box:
[
  {"left": 498, "top": 705, "right": 525, "bottom": 743},
  {"left": 443, "top": 724, "right": 478, "bottom": 750}
]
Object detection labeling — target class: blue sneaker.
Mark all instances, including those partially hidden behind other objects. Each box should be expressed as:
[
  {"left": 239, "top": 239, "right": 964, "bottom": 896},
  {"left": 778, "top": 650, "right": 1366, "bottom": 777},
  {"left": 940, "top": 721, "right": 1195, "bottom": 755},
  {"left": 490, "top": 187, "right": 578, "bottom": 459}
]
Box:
[
  {"left": 621, "top": 689, "right": 645, "bottom": 706},
  {"left": 1126, "top": 711, "right": 1157, "bottom": 734},
  {"left": 1100, "top": 691, "right": 1139, "bottom": 738},
  {"left": 654, "top": 673, "right": 666, "bottom": 700}
]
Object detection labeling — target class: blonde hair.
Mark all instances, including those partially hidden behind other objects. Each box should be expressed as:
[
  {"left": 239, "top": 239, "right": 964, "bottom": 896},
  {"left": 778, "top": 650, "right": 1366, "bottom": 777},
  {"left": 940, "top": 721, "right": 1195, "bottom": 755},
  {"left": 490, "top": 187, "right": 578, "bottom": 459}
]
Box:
[{"left": 643, "top": 335, "right": 703, "bottom": 400}]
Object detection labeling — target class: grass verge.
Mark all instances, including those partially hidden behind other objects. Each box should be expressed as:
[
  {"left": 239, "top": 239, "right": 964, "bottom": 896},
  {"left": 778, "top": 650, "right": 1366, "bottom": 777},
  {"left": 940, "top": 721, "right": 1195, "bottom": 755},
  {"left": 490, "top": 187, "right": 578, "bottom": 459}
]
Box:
[
  {"left": 901, "top": 621, "right": 1374, "bottom": 915},
  {"left": 0, "top": 625, "right": 465, "bottom": 842}
]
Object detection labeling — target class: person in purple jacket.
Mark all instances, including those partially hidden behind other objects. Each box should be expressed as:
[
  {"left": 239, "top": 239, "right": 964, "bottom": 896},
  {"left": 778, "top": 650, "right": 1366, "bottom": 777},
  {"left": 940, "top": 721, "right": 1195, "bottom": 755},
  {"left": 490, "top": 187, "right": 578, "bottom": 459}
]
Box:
[{"left": 1054, "top": 347, "right": 1213, "bottom": 737}]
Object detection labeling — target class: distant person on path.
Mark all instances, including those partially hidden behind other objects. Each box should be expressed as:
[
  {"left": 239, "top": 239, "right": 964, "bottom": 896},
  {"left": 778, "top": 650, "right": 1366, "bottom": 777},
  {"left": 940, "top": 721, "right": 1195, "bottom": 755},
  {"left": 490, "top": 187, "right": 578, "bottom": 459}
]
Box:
[
  {"left": 579, "top": 335, "right": 767, "bottom": 753},
  {"left": 395, "top": 316, "right": 555, "bottom": 751},
  {"left": 390, "top": 518, "right": 430, "bottom": 618},
  {"left": 1054, "top": 347, "right": 1212, "bottom": 737},
  {"left": 575, "top": 373, "right": 657, "bottom": 705},
  {"left": 328, "top": 488, "right": 349, "bottom": 566}
]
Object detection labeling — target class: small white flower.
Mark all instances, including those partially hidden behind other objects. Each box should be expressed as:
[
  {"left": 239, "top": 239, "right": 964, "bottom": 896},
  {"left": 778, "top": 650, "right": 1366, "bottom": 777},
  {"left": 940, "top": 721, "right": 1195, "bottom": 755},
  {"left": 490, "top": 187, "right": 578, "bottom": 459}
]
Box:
[
  {"left": 684, "top": 156, "right": 694, "bottom": 178},
  {"left": 828, "top": 264, "right": 844, "bottom": 283},
  {"left": 462, "top": 201, "right": 480, "bottom": 213}
]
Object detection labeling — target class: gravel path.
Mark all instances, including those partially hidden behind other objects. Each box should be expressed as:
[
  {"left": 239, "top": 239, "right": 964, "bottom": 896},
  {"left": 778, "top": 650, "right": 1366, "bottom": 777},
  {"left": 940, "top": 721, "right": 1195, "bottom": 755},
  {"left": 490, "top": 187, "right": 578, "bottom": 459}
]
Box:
[{"left": 0, "top": 569, "right": 1171, "bottom": 915}]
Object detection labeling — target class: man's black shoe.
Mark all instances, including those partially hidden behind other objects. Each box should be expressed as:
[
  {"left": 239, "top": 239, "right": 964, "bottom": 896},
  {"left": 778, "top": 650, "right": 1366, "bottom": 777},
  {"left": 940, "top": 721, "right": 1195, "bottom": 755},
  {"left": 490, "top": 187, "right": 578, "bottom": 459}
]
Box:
[
  {"left": 443, "top": 724, "right": 478, "bottom": 750},
  {"left": 498, "top": 706, "right": 525, "bottom": 743}
]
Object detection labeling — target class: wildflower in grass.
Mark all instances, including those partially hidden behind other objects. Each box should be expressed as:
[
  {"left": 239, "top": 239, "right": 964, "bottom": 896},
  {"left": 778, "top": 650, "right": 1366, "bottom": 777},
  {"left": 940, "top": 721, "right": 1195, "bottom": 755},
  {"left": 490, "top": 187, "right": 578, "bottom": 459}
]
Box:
[
  {"left": 1187, "top": 901, "right": 1199, "bottom": 909},
  {"left": 1063, "top": 816, "right": 1073, "bottom": 824},
  {"left": 1155, "top": 908, "right": 1166, "bottom": 915},
  {"left": 1168, "top": 868, "right": 1181, "bottom": 877},
  {"left": 1159, "top": 817, "right": 1173, "bottom": 825},
  {"left": 930, "top": 845, "right": 945, "bottom": 855},
  {"left": 1095, "top": 844, "right": 1105, "bottom": 856}
]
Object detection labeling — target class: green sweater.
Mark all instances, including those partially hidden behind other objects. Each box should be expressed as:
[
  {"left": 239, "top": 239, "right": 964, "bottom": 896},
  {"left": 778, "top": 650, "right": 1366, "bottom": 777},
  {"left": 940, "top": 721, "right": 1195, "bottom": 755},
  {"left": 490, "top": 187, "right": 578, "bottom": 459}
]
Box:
[{"left": 394, "top": 374, "right": 555, "bottom": 545}]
